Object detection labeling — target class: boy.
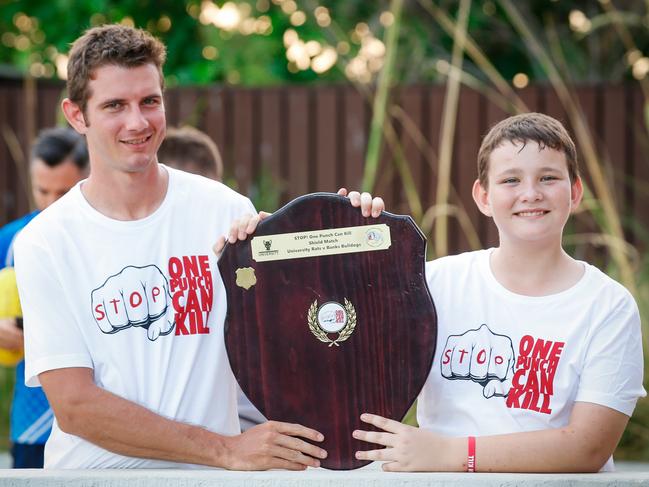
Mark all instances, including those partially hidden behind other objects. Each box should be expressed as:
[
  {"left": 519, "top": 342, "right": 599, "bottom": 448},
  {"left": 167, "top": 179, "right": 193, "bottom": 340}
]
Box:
[{"left": 352, "top": 113, "right": 645, "bottom": 472}]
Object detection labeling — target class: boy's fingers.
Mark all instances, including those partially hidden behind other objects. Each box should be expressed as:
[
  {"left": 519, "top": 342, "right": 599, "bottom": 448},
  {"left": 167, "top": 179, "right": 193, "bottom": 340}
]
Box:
[
  {"left": 337, "top": 188, "right": 348, "bottom": 196},
  {"left": 371, "top": 197, "right": 385, "bottom": 217},
  {"left": 352, "top": 429, "right": 396, "bottom": 447},
  {"left": 360, "top": 192, "right": 372, "bottom": 216},
  {"left": 359, "top": 413, "right": 404, "bottom": 433},
  {"left": 355, "top": 447, "right": 393, "bottom": 462},
  {"left": 347, "top": 191, "right": 361, "bottom": 207}
]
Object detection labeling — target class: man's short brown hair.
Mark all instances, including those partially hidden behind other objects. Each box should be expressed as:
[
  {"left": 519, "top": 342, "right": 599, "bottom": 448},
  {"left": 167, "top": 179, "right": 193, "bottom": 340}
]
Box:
[
  {"left": 158, "top": 126, "right": 224, "bottom": 181},
  {"left": 66, "top": 24, "right": 166, "bottom": 115},
  {"left": 477, "top": 112, "right": 579, "bottom": 186}
]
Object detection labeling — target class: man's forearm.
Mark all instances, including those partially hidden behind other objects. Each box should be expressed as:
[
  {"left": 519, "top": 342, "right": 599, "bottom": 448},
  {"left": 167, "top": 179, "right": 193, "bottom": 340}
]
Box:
[{"left": 42, "top": 370, "right": 230, "bottom": 467}]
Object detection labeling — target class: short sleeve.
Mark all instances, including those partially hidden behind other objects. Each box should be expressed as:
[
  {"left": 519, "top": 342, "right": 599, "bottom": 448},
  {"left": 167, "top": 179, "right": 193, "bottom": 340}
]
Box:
[
  {"left": 575, "top": 293, "right": 645, "bottom": 416},
  {"left": 14, "top": 229, "right": 93, "bottom": 387}
]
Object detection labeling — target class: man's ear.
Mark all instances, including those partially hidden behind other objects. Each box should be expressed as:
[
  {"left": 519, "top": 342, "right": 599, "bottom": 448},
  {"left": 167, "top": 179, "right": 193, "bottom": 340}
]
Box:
[
  {"left": 61, "top": 98, "right": 88, "bottom": 134},
  {"left": 472, "top": 179, "right": 492, "bottom": 217},
  {"left": 570, "top": 176, "right": 584, "bottom": 213}
]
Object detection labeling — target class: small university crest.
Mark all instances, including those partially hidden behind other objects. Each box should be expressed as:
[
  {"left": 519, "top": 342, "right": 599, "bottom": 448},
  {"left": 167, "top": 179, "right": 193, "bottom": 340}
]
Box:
[
  {"left": 263, "top": 240, "right": 272, "bottom": 251},
  {"left": 308, "top": 299, "right": 357, "bottom": 347},
  {"left": 235, "top": 267, "right": 257, "bottom": 290}
]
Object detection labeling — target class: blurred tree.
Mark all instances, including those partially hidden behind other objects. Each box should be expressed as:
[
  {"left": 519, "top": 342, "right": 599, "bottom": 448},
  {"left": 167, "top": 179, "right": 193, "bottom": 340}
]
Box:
[{"left": 1, "top": 0, "right": 648, "bottom": 87}]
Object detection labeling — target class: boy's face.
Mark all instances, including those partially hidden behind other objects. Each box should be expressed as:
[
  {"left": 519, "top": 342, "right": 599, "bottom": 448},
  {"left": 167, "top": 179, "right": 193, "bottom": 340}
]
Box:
[
  {"left": 472, "top": 140, "right": 583, "bottom": 247},
  {"left": 63, "top": 63, "right": 166, "bottom": 177}
]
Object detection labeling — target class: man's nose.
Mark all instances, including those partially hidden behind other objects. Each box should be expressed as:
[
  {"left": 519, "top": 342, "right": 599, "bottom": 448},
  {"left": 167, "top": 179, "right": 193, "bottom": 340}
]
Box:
[{"left": 125, "top": 106, "right": 148, "bottom": 130}]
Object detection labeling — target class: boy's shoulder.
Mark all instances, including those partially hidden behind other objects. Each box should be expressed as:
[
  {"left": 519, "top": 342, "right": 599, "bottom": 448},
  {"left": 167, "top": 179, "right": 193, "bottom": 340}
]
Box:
[{"left": 426, "top": 249, "right": 488, "bottom": 273}]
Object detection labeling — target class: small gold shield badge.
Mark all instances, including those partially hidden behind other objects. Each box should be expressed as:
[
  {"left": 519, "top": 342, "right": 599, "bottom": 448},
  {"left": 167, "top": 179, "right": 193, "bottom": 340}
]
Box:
[{"left": 235, "top": 267, "right": 257, "bottom": 290}]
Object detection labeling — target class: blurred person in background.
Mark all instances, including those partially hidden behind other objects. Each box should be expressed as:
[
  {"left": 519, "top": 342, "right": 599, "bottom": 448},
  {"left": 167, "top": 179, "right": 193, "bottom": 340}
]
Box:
[
  {"left": 158, "top": 126, "right": 223, "bottom": 181},
  {"left": 0, "top": 126, "right": 88, "bottom": 468}
]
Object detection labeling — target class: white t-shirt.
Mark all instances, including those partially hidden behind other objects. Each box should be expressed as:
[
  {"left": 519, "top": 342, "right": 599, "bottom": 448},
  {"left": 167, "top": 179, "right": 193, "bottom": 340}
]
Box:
[
  {"left": 418, "top": 249, "right": 645, "bottom": 472},
  {"left": 14, "top": 166, "right": 256, "bottom": 468}
]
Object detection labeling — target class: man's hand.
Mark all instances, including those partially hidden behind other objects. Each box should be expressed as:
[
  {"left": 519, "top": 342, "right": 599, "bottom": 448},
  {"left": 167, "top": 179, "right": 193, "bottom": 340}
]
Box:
[
  {"left": 213, "top": 190, "right": 385, "bottom": 255},
  {"left": 353, "top": 413, "right": 462, "bottom": 472},
  {"left": 0, "top": 317, "right": 23, "bottom": 350},
  {"left": 222, "top": 420, "right": 327, "bottom": 470}
]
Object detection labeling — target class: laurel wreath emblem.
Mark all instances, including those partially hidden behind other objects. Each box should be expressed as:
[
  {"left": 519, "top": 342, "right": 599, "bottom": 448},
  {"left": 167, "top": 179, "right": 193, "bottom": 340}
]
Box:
[{"left": 308, "top": 299, "right": 357, "bottom": 347}]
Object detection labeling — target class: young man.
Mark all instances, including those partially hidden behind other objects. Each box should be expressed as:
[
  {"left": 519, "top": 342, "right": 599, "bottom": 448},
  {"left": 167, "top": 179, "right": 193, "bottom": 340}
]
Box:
[
  {"left": 0, "top": 126, "right": 88, "bottom": 468},
  {"left": 352, "top": 113, "right": 645, "bottom": 472},
  {"left": 12, "top": 24, "right": 351, "bottom": 470}
]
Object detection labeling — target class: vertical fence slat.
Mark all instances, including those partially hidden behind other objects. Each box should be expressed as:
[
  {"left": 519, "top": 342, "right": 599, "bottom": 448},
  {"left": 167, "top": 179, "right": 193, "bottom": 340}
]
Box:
[
  {"left": 231, "top": 89, "right": 254, "bottom": 194},
  {"left": 286, "top": 87, "right": 309, "bottom": 200},
  {"left": 314, "top": 87, "right": 337, "bottom": 193},
  {"left": 343, "top": 89, "right": 366, "bottom": 192}
]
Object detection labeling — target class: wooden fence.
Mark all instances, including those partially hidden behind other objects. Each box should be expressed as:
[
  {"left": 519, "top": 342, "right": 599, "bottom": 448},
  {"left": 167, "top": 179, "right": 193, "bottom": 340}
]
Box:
[{"left": 1, "top": 79, "right": 648, "bottom": 255}]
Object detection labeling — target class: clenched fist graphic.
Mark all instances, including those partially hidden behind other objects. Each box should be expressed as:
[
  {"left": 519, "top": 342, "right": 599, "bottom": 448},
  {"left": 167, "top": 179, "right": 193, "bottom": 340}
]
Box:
[
  {"left": 91, "top": 265, "right": 174, "bottom": 341},
  {"left": 440, "top": 324, "right": 515, "bottom": 398}
]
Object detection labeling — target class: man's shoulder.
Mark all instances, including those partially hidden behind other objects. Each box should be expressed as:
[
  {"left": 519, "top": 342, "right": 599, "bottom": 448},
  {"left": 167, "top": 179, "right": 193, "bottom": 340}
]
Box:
[{"left": 168, "top": 166, "right": 253, "bottom": 208}]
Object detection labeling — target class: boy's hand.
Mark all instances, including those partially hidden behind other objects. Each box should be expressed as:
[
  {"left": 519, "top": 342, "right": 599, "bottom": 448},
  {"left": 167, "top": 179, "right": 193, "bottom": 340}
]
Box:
[
  {"left": 223, "top": 420, "right": 327, "bottom": 470},
  {"left": 337, "top": 188, "right": 384, "bottom": 217},
  {"left": 353, "top": 413, "right": 463, "bottom": 472},
  {"left": 213, "top": 191, "right": 385, "bottom": 255}
]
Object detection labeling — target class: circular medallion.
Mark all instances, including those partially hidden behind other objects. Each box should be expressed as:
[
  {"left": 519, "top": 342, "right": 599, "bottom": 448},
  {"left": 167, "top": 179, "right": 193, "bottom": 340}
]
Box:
[
  {"left": 317, "top": 301, "right": 348, "bottom": 333},
  {"left": 365, "top": 227, "right": 384, "bottom": 247}
]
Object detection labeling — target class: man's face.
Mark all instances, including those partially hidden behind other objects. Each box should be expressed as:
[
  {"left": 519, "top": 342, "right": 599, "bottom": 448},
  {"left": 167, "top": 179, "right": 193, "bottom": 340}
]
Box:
[
  {"left": 30, "top": 158, "right": 85, "bottom": 210},
  {"left": 68, "top": 63, "right": 166, "bottom": 177}
]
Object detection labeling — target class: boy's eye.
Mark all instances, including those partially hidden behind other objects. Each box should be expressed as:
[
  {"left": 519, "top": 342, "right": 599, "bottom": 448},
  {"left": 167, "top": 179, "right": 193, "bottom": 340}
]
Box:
[
  {"left": 501, "top": 178, "right": 518, "bottom": 184},
  {"left": 540, "top": 175, "right": 558, "bottom": 182}
]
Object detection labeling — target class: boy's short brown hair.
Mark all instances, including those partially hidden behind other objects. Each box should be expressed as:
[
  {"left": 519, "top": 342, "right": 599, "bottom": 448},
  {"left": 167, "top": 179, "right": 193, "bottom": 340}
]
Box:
[
  {"left": 158, "top": 126, "right": 224, "bottom": 181},
  {"left": 477, "top": 112, "right": 579, "bottom": 186},
  {"left": 66, "top": 24, "right": 166, "bottom": 115}
]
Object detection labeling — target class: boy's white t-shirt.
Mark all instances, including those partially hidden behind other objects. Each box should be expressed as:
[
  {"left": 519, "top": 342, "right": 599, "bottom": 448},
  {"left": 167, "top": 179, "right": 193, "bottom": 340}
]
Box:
[
  {"left": 14, "top": 166, "right": 256, "bottom": 469},
  {"left": 419, "top": 249, "right": 645, "bottom": 472}
]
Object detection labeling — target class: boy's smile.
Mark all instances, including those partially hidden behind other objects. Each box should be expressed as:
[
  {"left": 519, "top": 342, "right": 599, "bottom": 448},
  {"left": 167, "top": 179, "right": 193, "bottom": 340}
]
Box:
[{"left": 473, "top": 140, "right": 583, "bottom": 247}]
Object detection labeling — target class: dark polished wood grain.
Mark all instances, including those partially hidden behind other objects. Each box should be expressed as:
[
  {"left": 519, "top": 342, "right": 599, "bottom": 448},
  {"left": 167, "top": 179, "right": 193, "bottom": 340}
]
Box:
[{"left": 219, "top": 193, "right": 437, "bottom": 470}]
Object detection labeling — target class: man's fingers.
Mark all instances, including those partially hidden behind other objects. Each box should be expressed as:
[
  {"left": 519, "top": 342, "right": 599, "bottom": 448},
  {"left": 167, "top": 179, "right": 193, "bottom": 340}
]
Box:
[
  {"left": 259, "top": 211, "right": 272, "bottom": 220},
  {"left": 268, "top": 443, "right": 322, "bottom": 467},
  {"left": 244, "top": 214, "right": 261, "bottom": 236},
  {"left": 212, "top": 236, "right": 226, "bottom": 256},
  {"left": 269, "top": 420, "right": 324, "bottom": 443},
  {"left": 359, "top": 413, "right": 404, "bottom": 434},
  {"left": 275, "top": 432, "right": 327, "bottom": 459}
]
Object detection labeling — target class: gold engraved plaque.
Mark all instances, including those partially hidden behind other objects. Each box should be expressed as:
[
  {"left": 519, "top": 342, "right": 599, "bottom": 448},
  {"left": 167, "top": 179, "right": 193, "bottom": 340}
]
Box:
[
  {"left": 307, "top": 298, "right": 357, "bottom": 347},
  {"left": 251, "top": 224, "right": 391, "bottom": 263}
]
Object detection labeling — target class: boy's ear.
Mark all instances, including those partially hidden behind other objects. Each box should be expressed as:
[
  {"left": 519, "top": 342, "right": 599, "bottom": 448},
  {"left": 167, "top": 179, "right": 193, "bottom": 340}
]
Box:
[
  {"left": 570, "top": 176, "right": 584, "bottom": 212},
  {"left": 61, "top": 98, "right": 88, "bottom": 134},
  {"left": 472, "top": 179, "right": 492, "bottom": 217}
]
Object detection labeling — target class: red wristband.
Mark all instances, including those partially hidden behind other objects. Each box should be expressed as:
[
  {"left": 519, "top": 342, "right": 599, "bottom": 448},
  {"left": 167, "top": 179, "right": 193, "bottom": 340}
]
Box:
[{"left": 467, "top": 436, "right": 476, "bottom": 472}]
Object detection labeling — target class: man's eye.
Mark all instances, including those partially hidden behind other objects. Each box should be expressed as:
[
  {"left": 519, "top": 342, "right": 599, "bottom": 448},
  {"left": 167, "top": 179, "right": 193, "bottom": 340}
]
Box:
[{"left": 105, "top": 102, "right": 121, "bottom": 110}]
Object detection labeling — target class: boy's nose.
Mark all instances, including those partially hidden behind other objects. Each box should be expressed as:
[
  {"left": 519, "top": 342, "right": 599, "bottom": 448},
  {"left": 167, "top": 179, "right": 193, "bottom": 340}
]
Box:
[{"left": 520, "top": 182, "right": 542, "bottom": 202}]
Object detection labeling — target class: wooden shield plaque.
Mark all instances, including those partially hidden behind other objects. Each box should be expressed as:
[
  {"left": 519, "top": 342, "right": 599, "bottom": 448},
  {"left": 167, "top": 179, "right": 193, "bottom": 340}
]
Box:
[{"left": 219, "top": 193, "right": 436, "bottom": 470}]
